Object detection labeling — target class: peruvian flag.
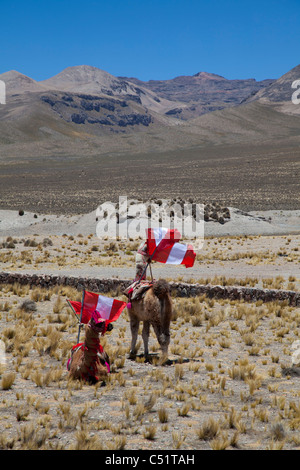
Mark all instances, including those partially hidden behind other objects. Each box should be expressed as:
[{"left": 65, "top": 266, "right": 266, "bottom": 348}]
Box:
[
  {"left": 146, "top": 228, "right": 196, "bottom": 268},
  {"left": 67, "top": 291, "right": 127, "bottom": 325}
]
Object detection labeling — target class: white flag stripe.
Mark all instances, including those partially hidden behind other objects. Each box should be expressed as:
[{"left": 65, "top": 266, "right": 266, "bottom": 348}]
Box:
[
  {"left": 166, "top": 242, "right": 187, "bottom": 264},
  {"left": 153, "top": 227, "right": 168, "bottom": 246},
  {"left": 96, "top": 295, "right": 114, "bottom": 320}
]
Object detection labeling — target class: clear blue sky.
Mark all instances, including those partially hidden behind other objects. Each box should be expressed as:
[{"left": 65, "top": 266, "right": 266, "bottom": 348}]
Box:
[{"left": 0, "top": 0, "right": 299, "bottom": 82}]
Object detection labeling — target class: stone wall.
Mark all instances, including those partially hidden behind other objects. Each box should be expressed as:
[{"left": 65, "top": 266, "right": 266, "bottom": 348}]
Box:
[{"left": 0, "top": 271, "right": 299, "bottom": 306}]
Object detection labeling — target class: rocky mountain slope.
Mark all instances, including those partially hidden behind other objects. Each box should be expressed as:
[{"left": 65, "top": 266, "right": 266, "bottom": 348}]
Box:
[
  {"left": 0, "top": 70, "right": 48, "bottom": 94},
  {"left": 245, "top": 64, "right": 300, "bottom": 103},
  {"left": 122, "top": 72, "right": 274, "bottom": 119},
  {"left": 243, "top": 64, "right": 300, "bottom": 117},
  {"left": 0, "top": 67, "right": 168, "bottom": 144},
  {"left": 0, "top": 64, "right": 299, "bottom": 153}
]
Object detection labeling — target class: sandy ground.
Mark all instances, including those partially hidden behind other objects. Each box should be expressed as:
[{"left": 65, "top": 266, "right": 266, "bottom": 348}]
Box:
[
  {"left": 1, "top": 207, "right": 300, "bottom": 239},
  {"left": 0, "top": 207, "right": 299, "bottom": 288},
  {"left": 1, "top": 142, "right": 299, "bottom": 215}
]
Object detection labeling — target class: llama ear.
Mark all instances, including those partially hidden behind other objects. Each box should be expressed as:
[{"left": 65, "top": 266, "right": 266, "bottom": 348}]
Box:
[{"left": 92, "top": 310, "right": 102, "bottom": 323}]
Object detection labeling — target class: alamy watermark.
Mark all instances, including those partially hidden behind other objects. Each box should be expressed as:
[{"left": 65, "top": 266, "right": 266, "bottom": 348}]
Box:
[
  {"left": 292, "top": 80, "right": 300, "bottom": 105},
  {"left": 95, "top": 196, "right": 204, "bottom": 252},
  {"left": 0, "top": 80, "right": 6, "bottom": 105}
]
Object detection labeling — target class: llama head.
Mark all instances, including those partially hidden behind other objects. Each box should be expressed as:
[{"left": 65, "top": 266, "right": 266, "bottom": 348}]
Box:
[{"left": 90, "top": 310, "right": 113, "bottom": 335}]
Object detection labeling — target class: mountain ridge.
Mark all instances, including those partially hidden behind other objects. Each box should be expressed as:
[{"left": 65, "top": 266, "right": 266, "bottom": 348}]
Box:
[
  {"left": 1, "top": 65, "right": 277, "bottom": 119},
  {"left": 120, "top": 71, "right": 275, "bottom": 119},
  {"left": 0, "top": 63, "right": 299, "bottom": 152}
]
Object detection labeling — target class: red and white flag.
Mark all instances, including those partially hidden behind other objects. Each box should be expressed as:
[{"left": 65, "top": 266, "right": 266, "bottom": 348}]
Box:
[
  {"left": 146, "top": 228, "right": 196, "bottom": 268},
  {"left": 67, "top": 291, "right": 127, "bottom": 325}
]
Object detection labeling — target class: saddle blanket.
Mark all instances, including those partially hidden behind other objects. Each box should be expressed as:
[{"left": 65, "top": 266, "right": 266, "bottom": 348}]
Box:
[
  {"left": 124, "top": 280, "right": 154, "bottom": 302},
  {"left": 67, "top": 342, "right": 110, "bottom": 374}
]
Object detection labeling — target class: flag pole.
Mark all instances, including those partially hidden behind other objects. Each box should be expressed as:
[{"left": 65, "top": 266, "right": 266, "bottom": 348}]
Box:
[
  {"left": 136, "top": 243, "right": 158, "bottom": 284},
  {"left": 136, "top": 228, "right": 173, "bottom": 284},
  {"left": 67, "top": 300, "right": 81, "bottom": 323},
  {"left": 77, "top": 287, "right": 85, "bottom": 344},
  {"left": 149, "top": 262, "right": 153, "bottom": 282}
]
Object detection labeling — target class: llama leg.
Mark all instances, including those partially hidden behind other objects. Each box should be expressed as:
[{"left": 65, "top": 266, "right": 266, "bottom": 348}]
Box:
[
  {"left": 142, "top": 320, "right": 150, "bottom": 359},
  {"left": 151, "top": 322, "right": 170, "bottom": 358},
  {"left": 69, "top": 349, "right": 84, "bottom": 380},
  {"left": 129, "top": 315, "right": 140, "bottom": 358}
]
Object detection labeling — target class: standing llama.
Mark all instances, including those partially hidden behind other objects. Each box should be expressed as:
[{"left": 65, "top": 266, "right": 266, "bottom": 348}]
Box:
[
  {"left": 127, "top": 279, "right": 172, "bottom": 362},
  {"left": 68, "top": 310, "right": 112, "bottom": 383}
]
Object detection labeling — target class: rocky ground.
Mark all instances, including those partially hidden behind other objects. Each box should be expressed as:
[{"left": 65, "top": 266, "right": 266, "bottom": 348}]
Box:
[
  {"left": 0, "top": 280, "right": 300, "bottom": 451},
  {"left": 0, "top": 218, "right": 299, "bottom": 451},
  {"left": 0, "top": 207, "right": 299, "bottom": 289}
]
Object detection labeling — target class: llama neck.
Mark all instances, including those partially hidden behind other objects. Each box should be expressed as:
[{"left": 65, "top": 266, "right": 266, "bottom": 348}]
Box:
[{"left": 83, "top": 324, "right": 101, "bottom": 368}]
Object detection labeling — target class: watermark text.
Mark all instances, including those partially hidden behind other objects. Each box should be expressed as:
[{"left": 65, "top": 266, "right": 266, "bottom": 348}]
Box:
[
  {"left": 96, "top": 196, "right": 204, "bottom": 251},
  {"left": 292, "top": 80, "right": 300, "bottom": 105},
  {"left": 0, "top": 80, "right": 6, "bottom": 105}
]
